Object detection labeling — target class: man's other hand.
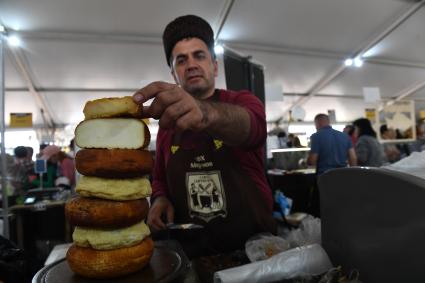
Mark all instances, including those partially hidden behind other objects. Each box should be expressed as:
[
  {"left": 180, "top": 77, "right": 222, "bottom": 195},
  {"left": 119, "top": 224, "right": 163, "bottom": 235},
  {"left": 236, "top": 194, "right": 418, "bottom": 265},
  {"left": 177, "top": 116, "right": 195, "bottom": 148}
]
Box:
[{"left": 147, "top": 196, "right": 175, "bottom": 231}]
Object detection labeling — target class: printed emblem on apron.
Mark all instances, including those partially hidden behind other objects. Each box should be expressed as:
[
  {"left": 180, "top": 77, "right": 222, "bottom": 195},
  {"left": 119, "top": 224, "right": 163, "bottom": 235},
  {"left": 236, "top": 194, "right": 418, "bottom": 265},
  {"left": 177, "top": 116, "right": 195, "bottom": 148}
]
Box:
[{"left": 186, "top": 170, "right": 227, "bottom": 222}]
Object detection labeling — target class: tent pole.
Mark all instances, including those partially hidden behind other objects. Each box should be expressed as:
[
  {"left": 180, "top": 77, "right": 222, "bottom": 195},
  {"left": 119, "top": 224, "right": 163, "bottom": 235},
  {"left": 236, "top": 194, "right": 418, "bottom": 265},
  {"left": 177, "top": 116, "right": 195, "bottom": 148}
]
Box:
[{"left": 0, "top": 30, "right": 9, "bottom": 239}]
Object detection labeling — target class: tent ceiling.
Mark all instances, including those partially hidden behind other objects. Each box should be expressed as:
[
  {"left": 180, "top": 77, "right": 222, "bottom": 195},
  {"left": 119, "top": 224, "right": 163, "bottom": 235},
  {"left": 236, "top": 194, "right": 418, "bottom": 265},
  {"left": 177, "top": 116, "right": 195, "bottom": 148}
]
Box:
[
  {"left": 0, "top": 0, "right": 225, "bottom": 35},
  {"left": 1, "top": 0, "right": 424, "bottom": 127},
  {"left": 321, "top": 64, "right": 425, "bottom": 97},
  {"left": 220, "top": 0, "right": 408, "bottom": 54},
  {"left": 364, "top": 6, "right": 425, "bottom": 62}
]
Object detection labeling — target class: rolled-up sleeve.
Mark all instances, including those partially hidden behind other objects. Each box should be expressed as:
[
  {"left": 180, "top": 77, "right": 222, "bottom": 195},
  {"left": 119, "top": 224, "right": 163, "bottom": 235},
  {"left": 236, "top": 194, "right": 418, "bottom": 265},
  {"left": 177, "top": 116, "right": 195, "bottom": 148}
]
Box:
[{"left": 233, "top": 91, "right": 267, "bottom": 149}]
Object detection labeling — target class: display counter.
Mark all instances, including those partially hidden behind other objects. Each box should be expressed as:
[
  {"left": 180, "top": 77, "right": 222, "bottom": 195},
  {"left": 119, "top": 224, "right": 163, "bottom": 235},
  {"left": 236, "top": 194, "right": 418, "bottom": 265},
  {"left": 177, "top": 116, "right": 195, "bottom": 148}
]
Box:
[
  {"left": 9, "top": 200, "right": 72, "bottom": 250},
  {"left": 34, "top": 240, "right": 248, "bottom": 283},
  {"left": 9, "top": 198, "right": 73, "bottom": 277}
]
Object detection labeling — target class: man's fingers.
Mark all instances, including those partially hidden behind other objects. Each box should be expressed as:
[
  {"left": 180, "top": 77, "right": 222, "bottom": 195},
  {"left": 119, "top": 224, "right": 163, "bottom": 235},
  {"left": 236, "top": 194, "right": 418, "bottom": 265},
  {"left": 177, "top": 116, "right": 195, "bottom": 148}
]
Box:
[
  {"left": 158, "top": 100, "right": 190, "bottom": 129},
  {"left": 147, "top": 213, "right": 166, "bottom": 231},
  {"left": 133, "top": 81, "right": 176, "bottom": 104},
  {"left": 142, "top": 87, "right": 187, "bottom": 120},
  {"left": 151, "top": 221, "right": 165, "bottom": 231},
  {"left": 138, "top": 105, "right": 151, "bottom": 119},
  {"left": 175, "top": 108, "right": 205, "bottom": 132},
  {"left": 166, "top": 205, "right": 174, "bottom": 225},
  {"left": 147, "top": 196, "right": 174, "bottom": 231}
]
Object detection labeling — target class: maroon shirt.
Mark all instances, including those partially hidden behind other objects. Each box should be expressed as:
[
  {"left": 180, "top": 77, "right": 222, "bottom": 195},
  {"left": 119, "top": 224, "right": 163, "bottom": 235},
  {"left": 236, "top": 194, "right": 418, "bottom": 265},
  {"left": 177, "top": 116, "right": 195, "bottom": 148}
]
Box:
[{"left": 152, "top": 89, "right": 273, "bottom": 211}]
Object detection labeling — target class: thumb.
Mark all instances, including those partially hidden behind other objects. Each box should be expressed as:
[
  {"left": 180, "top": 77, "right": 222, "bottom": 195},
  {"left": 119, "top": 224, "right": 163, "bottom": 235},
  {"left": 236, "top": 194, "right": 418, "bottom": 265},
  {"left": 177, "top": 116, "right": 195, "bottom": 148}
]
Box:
[
  {"left": 166, "top": 204, "right": 174, "bottom": 224},
  {"left": 140, "top": 105, "right": 152, "bottom": 119}
]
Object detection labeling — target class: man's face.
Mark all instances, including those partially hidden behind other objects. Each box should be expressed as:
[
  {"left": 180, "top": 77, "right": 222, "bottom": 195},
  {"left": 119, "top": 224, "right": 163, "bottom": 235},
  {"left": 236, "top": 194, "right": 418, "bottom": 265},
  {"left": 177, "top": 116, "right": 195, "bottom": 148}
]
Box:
[
  {"left": 314, "top": 120, "right": 320, "bottom": 130},
  {"left": 354, "top": 126, "right": 360, "bottom": 138},
  {"left": 170, "top": 38, "right": 217, "bottom": 99}
]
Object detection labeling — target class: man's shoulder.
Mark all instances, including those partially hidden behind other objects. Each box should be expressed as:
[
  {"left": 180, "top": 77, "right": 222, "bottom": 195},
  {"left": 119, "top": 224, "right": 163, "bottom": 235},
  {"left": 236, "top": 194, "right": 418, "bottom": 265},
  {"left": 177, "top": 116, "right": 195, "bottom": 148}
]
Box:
[
  {"left": 219, "top": 88, "right": 253, "bottom": 96},
  {"left": 331, "top": 128, "right": 350, "bottom": 141},
  {"left": 314, "top": 127, "right": 349, "bottom": 140},
  {"left": 313, "top": 127, "right": 332, "bottom": 137},
  {"left": 357, "top": 135, "right": 375, "bottom": 143}
]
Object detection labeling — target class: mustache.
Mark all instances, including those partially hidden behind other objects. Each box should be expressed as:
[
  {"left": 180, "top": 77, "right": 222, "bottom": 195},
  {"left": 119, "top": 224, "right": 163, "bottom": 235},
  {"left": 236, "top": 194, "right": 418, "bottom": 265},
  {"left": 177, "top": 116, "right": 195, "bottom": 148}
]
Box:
[{"left": 186, "top": 69, "right": 203, "bottom": 78}]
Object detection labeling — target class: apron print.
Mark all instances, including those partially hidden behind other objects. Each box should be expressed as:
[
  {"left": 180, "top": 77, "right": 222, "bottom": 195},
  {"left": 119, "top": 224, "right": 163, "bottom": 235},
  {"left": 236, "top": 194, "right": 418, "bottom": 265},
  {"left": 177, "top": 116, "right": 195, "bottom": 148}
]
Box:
[{"left": 186, "top": 171, "right": 227, "bottom": 222}]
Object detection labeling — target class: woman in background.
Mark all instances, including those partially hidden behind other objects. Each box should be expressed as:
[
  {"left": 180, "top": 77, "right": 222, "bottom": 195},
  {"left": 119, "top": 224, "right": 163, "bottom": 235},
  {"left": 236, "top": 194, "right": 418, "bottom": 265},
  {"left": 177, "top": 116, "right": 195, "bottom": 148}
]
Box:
[
  {"left": 54, "top": 150, "right": 76, "bottom": 187},
  {"left": 44, "top": 145, "right": 76, "bottom": 187},
  {"left": 353, "top": 118, "right": 386, "bottom": 167}
]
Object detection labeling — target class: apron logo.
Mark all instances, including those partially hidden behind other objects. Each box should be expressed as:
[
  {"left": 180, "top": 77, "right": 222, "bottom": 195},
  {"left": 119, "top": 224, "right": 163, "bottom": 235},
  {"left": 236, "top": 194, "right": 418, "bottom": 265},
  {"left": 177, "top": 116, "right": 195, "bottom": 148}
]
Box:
[
  {"left": 195, "top": 155, "right": 205, "bottom": 162},
  {"left": 171, "top": 145, "right": 180, "bottom": 154},
  {"left": 190, "top": 155, "right": 213, "bottom": 169},
  {"left": 186, "top": 171, "right": 227, "bottom": 222},
  {"left": 213, "top": 139, "right": 223, "bottom": 150}
]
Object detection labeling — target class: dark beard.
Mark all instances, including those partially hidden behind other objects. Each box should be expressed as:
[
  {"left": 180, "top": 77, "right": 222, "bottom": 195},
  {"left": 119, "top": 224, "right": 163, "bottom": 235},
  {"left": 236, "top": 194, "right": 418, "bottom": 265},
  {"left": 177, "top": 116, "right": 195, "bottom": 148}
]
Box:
[
  {"left": 188, "top": 86, "right": 208, "bottom": 98},
  {"left": 184, "top": 83, "right": 211, "bottom": 99}
]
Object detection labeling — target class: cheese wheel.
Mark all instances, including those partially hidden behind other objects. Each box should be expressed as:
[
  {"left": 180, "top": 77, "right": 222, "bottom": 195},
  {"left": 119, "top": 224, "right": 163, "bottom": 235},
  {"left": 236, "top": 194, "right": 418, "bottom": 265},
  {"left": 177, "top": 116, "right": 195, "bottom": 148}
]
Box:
[
  {"left": 72, "top": 221, "right": 150, "bottom": 250},
  {"left": 75, "top": 118, "right": 150, "bottom": 149},
  {"left": 66, "top": 237, "right": 154, "bottom": 279},
  {"left": 83, "top": 96, "right": 142, "bottom": 120},
  {"left": 75, "top": 149, "right": 153, "bottom": 178},
  {"left": 76, "top": 176, "right": 151, "bottom": 201},
  {"left": 65, "top": 197, "right": 149, "bottom": 228}
]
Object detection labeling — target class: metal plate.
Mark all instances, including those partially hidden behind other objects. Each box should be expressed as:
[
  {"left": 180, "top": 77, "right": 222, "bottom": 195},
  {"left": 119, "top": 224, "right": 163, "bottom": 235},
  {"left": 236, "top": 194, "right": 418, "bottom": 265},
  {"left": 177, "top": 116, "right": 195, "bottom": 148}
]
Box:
[{"left": 33, "top": 240, "right": 190, "bottom": 283}]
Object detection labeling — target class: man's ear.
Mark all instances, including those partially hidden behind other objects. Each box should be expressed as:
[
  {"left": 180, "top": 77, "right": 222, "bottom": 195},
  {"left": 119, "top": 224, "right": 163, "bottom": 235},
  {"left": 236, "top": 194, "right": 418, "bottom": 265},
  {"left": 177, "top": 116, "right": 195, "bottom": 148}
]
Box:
[{"left": 213, "top": 60, "right": 218, "bottom": 78}]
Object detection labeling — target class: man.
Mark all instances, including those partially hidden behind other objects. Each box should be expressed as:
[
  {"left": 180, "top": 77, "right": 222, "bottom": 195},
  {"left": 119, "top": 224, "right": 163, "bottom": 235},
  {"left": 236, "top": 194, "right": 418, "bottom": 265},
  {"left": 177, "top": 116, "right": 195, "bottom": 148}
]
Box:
[
  {"left": 132, "top": 15, "right": 275, "bottom": 254},
  {"left": 308, "top": 114, "right": 357, "bottom": 175},
  {"left": 307, "top": 114, "right": 357, "bottom": 217},
  {"left": 24, "top": 146, "right": 35, "bottom": 175},
  {"left": 9, "top": 146, "right": 31, "bottom": 200},
  {"left": 380, "top": 125, "right": 401, "bottom": 163}
]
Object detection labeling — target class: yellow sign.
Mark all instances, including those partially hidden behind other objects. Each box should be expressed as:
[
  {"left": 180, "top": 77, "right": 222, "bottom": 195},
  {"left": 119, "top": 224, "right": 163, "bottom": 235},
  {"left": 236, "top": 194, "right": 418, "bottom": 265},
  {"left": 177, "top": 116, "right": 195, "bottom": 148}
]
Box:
[
  {"left": 420, "top": 110, "right": 425, "bottom": 120},
  {"left": 10, "top": 113, "right": 33, "bottom": 128},
  {"left": 365, "top": 108, "right": 376, "bottom": 123}
]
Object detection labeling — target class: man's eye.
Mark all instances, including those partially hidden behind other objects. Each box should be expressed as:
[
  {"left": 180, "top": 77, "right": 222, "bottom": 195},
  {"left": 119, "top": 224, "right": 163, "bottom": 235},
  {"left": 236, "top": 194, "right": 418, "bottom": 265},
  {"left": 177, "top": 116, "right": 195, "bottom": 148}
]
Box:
[
  {"left": 176, "top": 58, "right": 186, "bottom": 65},
  {"left": 195, "top": 53, "right": 206, "bottom": 60}
]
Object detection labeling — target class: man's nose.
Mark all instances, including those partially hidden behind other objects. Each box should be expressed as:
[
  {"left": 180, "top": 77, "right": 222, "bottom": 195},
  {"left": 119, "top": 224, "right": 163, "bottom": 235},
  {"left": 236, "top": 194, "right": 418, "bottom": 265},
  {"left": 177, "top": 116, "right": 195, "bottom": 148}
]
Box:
[{"left": 186, "top": 56, "right": 199, "bottom": 69}]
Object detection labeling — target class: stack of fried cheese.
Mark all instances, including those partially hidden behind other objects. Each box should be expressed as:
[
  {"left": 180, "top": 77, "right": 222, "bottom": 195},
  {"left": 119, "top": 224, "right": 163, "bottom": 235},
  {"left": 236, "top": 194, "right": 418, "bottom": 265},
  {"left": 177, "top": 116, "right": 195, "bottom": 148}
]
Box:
[{"left": 65, "top": 96, "right": 154, "bottom": 279}]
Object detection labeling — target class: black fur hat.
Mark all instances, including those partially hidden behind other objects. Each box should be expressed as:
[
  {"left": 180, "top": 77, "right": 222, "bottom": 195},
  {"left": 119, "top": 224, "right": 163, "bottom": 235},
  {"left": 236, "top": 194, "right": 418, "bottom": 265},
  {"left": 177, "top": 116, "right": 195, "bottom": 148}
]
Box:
[{"left": 162, "top": 15, "right": 215, "bottom": 66}]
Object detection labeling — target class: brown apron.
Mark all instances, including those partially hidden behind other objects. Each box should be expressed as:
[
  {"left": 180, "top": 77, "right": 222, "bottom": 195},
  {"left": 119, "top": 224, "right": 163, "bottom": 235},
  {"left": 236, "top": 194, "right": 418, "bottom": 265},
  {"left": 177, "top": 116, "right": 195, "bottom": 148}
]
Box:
[{"left": 166, "top": 131, "right": 276, "bottom": 256}]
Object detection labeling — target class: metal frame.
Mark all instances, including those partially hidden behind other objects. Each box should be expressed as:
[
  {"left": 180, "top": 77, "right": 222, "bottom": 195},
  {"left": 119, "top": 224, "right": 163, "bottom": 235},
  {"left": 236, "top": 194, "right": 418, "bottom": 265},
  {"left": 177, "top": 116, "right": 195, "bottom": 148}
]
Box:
[{"left": 0, "top": 28, "right": 9, "bottom": 239}]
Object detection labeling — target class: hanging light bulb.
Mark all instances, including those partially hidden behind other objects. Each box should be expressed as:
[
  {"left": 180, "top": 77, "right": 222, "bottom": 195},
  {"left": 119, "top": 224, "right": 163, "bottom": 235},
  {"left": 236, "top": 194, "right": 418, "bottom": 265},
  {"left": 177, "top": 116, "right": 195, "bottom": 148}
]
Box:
[
  {"left": 354, "top": 57, "right": 363, "bottom": 68},
  {"left": 7, "top": 35, "right": 22, "bottom": 47},
  {"left": 344, "top": 58, "right": 353, "bottom": 66},
  {"left": 214, "top": 44, "right": 224, "bottom": 55}
]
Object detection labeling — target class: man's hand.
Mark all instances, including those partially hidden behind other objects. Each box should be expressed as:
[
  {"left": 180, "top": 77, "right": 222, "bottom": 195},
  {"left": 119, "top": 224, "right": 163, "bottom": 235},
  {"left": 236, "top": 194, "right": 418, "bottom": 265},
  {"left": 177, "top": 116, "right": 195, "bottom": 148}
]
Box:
[
  {"left": 133, "top": 81, "right": 209, "bottom": 132},
  {"left": 307, "top": 152, "right": 318, "bottom": 166},
  {"left": 133, "top": 81, "right": 253, "bottom": 146},
  {"left": 147, "top": 196, "right": 175, "bottom": 231},
  {"left": 348, "top": 148, "right": 357, "bottom": 166}
]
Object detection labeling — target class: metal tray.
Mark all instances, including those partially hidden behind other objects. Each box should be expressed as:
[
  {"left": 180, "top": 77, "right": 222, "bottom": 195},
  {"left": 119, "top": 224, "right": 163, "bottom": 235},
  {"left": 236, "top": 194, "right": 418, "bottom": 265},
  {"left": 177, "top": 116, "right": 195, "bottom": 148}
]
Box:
[{"left": 32, "top": 240, "right": 190, "bottom": 283}]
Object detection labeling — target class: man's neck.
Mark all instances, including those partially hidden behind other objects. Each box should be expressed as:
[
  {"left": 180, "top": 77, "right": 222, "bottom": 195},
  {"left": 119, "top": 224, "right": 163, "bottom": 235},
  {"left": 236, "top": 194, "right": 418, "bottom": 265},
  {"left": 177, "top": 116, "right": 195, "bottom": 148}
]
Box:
[
  {"left": 318, "top": 124, "right": 330, "bottom": 130},
  {"left": 197, "top": 87, "right": 216, "bottom": 100}
]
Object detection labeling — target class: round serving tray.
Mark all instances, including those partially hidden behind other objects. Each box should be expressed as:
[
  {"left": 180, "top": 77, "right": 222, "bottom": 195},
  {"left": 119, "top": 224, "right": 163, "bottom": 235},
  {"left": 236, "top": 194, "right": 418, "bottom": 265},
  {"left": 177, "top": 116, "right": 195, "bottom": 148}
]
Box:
[{"left": 33, "top": 240, "right": 190, "bottom": 283}]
